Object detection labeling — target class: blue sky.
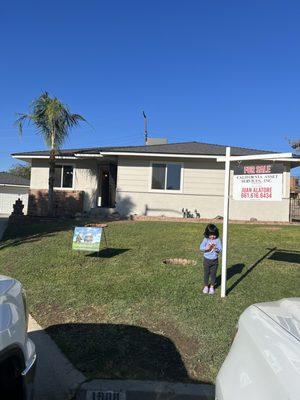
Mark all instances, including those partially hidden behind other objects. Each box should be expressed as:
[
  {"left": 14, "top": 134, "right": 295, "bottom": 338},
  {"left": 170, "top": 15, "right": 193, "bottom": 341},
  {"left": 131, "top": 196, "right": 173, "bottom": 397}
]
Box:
[{"left": 1, "top": 1, "right": 299, "bottom": 172}]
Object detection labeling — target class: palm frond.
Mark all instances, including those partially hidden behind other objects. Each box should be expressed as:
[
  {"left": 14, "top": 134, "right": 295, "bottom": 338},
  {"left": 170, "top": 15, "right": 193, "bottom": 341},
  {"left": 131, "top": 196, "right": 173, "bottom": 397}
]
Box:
[
  {"left": 15, "top": 92, "right": 86, "bottom": 150},
  {"left": 15, "top": 113, "right": 34, "bottom": 135}
]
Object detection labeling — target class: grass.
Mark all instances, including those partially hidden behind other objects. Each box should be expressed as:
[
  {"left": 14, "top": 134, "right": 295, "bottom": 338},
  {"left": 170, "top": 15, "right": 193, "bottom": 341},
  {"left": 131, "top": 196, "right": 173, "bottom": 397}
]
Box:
[{"left": 0, "top": 219, "right": 299, "bottom": 383}]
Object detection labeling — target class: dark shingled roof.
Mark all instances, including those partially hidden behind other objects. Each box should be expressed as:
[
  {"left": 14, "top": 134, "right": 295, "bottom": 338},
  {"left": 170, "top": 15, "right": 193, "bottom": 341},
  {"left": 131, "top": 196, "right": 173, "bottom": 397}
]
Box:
[
  {"left": 0, "top": 172, "right": 30, "bottom": 186},
  {"left": 12, "top": 141, "right": 276, "bottom": 158},
  {"left": 98, "top": 141, "right": 274, "bottom": 156}
]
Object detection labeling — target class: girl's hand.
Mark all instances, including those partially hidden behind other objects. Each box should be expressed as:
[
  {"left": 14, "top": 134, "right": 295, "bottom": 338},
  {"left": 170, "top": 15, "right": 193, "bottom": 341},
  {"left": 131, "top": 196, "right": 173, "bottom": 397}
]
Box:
[{"left": 206, "top": 243, "right": 214, "bottom": 251}]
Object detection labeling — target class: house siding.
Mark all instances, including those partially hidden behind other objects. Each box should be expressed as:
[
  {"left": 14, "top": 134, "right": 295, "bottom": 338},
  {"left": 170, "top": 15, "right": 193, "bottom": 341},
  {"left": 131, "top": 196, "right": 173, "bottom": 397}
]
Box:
[
  {"left": 29, "top": 155, "right": 291, "bottom": 221},
  {"left": 116, "top": 156, "right": 290, "bottom": 221}
]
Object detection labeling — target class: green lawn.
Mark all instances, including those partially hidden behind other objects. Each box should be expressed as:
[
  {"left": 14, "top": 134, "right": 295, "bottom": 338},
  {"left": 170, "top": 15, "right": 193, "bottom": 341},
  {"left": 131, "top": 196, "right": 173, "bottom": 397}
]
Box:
[{"left": 0, "top": 219, "right": 299, "bottom": 383}]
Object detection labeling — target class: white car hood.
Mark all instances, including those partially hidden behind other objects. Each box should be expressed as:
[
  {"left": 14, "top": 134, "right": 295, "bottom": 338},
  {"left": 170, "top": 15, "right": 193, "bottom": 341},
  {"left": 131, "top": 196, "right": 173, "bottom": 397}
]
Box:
[
  {"left": 0, "top": 275, "right": 17, "bottom": 297},
  {"left": 255, "top": 298, "right": 300, "bottom": 341}
]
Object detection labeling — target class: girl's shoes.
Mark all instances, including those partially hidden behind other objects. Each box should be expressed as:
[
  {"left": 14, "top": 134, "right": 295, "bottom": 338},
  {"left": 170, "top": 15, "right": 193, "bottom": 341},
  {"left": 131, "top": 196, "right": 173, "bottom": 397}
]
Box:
[
  {"left": 209, "top": 286, "right": 215, "bottom": 295},
  {"left": 203, "top": 286, "right": 209, "bottom": 294}
]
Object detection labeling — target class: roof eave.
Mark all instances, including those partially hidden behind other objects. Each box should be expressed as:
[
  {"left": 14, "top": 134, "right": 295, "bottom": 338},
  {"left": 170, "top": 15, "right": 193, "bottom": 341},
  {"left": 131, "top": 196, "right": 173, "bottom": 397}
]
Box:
[
  {"left": 12, "top": 155, "right": 78, "bottom": 160},
  {"left": 99, "top": 151, "right": 219, "bottom": 159}
]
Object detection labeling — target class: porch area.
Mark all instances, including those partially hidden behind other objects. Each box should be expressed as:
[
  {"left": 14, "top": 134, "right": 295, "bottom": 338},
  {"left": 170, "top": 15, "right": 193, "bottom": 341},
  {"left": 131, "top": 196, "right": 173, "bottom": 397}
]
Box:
[{"left": 27, "top": 156, "right": 118, "bottom": 217}]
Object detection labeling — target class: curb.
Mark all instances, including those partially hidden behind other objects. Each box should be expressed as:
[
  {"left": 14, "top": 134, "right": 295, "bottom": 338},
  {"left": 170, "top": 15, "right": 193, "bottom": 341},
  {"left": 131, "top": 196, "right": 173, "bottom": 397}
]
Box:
[{"left": 76, "top": 379, "right": 215, "bottom": 400}]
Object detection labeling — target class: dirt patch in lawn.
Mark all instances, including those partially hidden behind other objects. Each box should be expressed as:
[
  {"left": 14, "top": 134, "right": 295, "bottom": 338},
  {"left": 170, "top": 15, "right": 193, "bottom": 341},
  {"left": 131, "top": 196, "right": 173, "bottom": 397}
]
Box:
[
  {"left": 163, "top": 258, "right": 197, "bottom": 266},
  {"left": 33, "top": 303, "right": 110, "bottom": 328}
]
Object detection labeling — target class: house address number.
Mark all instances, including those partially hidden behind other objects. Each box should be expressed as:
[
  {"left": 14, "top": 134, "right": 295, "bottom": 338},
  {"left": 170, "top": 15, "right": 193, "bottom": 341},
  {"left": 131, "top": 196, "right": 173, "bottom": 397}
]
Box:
[{"left": 86, "top": 391, "right": 126, "bottom": 400}]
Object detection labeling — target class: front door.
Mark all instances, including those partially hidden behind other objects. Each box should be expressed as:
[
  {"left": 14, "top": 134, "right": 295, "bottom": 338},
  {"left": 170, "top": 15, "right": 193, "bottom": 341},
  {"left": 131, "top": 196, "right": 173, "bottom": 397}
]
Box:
[{"left": 100, "top": 170, "right": 110, "bottom": 207}]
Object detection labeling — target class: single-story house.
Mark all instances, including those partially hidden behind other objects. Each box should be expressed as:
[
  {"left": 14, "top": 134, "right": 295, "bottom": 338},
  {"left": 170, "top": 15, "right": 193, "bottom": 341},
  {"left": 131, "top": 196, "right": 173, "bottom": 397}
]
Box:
[
  {"left": 12, "top": 141, "right": 300, "bottom": 221},
  {"left": 0, "top": 172, "right": 29, "bottom": 214}
]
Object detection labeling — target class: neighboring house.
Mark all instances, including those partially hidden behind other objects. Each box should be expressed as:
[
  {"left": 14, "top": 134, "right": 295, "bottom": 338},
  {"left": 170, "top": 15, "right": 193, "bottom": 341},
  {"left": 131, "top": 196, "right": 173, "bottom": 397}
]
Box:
[
  {"left": 0, "top": 172, "right": 29, "bottom": 214},
  {"left": 290, "top": 176, "right": 300, "bottom": 197},
  {"left": 12, "top": 141, "right": 300, "bottom": 221}
]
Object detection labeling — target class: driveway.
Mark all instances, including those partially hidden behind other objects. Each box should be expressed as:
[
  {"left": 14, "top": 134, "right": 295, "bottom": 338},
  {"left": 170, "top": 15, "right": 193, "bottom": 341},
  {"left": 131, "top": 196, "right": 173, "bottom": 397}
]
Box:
[{"left": 0, "top": 214, "right": 9, "bottom": 240}]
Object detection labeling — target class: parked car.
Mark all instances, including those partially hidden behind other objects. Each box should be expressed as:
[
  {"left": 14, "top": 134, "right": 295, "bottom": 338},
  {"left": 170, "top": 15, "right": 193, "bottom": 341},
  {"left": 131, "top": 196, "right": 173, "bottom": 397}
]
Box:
[
  {"left": 0, "top": 275, "right": 36, "bottom": 399},
  {"left": 215, "top": 298, "right": 300, "bottom": 400}
]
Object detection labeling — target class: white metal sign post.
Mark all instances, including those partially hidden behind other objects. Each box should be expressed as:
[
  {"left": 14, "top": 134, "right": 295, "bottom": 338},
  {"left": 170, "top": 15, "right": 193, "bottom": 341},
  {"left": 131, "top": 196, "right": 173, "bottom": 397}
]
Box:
[
  {"left": 217, "top": 150, "right": 294, "bottom": 298},
  {"left": 221, "top": 147, "right": 231, "bottom": 298}
]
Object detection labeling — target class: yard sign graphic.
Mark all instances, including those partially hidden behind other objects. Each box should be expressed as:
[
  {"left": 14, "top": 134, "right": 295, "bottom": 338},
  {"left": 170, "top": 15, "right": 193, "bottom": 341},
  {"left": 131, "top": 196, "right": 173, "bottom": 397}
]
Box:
[
  {"left": 233, "top": 164, "right": 283, "bottom": 201},
  {"left": 72, "top": 227, "right": 102, "bottom": 251}
]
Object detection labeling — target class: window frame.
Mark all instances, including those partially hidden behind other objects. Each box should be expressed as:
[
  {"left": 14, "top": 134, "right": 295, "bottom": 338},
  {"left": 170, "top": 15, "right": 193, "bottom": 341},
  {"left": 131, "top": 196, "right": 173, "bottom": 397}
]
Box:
[
  {"left": 53, "top": 164, "right": 75, "bottom": 190},
  {"left": 149, "top": 161, "right": 183, "bottom": 193}
]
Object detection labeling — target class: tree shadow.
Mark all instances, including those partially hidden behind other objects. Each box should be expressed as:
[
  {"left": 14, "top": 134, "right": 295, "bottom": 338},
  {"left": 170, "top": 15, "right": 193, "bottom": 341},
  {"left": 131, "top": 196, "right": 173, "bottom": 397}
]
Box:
[
  {"left": 115, "top": 195, "right": 135, "bottom": 217},
  {"left": 28, "top": 189, "right": 84, "bottom": 217},
  {"left": 42, "top": 323, "right": 209, "bottom": 384},
  {"left": 0, "top": 232, "right": 59, "bottom": 251},
  {"left": 86, "top": 248, "right": 130, "bottom": 258},
  {"left": 225, "top": 247, "right": 277, "bottom": 295},
  {"left": 0, "top": 218, "right": 75, "bottom": 251}
]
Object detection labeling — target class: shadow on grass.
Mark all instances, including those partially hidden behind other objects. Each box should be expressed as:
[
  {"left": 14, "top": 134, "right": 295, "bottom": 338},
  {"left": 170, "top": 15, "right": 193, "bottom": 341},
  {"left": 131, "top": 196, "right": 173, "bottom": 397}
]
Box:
[
  {"left": 225, "top": 247, "right": 277, "bottom": 295},
  {"left": 86, "top": 248, "right": 130, "bottom": 258},
  {"left": 268, "top": 249, "right": 300, "bottom": 264},
  {"left": 0, "top": 218, "right": 80, "bottom": 251},
  {"left": 44, "top": 323, "right": 209, "bottom": 384},
  {"left": 215, "top": 263, "right": 245, "bottom": 289}
]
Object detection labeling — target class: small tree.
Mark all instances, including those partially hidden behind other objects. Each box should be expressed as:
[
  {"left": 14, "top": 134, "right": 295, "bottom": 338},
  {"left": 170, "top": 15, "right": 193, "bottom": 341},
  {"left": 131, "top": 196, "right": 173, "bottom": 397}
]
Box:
[
  {"left": 291, "top": 140, "right": 300, "bottom": 151},
  {"left": 16, "top": 92, "right": 86, "bottom": 216},
  {"left": 8, "top": 163, "right": 31, "bottom": 180}
]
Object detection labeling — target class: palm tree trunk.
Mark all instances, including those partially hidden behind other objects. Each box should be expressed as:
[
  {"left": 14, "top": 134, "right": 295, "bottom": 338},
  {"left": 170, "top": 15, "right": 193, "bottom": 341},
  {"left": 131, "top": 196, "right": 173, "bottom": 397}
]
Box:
[{"left": 48, "top": 148, "right": 55, "bottom": 217}]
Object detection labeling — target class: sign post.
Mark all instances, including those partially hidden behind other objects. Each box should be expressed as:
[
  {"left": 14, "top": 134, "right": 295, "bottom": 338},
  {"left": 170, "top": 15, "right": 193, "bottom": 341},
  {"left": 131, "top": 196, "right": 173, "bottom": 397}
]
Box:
[
  {"left": 221, "top": 147, "right": 231, "bottom": 298},
  {"left": 217, "top": 151, "right": 294, "bottom": 298}
]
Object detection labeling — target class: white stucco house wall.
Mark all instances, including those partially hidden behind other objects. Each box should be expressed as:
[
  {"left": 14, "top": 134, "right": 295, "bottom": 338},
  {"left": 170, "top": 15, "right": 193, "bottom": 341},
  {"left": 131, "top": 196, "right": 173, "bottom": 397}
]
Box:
[
  {"left": 12, "top": 141, "right": 300, "bottom": 221},
  {"left": 0, "top": 172, "right": 29, "bottom": 214}
]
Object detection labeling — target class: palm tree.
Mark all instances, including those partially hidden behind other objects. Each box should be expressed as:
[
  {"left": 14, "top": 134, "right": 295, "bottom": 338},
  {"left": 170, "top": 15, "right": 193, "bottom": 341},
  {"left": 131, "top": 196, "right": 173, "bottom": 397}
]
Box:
[{"left": 16, "top": 92, "right": 86, "bottom": 216}]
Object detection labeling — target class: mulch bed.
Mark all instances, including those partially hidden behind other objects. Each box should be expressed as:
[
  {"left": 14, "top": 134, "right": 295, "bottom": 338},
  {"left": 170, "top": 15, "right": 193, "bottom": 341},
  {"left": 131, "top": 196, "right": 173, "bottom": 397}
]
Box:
[{"left": 130, "top": 215, "right": 299, "bottom": 225}]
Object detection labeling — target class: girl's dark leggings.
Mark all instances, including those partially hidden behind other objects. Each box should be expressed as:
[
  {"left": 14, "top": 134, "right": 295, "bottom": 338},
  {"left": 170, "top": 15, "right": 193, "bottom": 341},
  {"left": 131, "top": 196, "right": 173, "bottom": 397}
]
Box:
[{"left": 203, "top": 257, "right": 218, "bottom": 286}]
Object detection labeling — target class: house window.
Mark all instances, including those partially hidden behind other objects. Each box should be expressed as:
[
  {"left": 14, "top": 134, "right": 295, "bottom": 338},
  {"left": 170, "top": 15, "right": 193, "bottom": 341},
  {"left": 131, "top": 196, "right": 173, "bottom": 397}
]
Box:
[
  {"left": 151, "top": 163, "right": 182, "bottom": 191},
  {"left": 54, "top": 165, "right": 74, "bottom": 188}
]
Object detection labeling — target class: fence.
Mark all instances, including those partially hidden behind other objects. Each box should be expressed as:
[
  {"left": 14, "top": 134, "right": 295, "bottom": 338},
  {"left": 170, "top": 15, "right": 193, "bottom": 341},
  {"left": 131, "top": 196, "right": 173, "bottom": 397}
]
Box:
[{"left": 290, "top": 197, "right": 300, "bottom": 221}]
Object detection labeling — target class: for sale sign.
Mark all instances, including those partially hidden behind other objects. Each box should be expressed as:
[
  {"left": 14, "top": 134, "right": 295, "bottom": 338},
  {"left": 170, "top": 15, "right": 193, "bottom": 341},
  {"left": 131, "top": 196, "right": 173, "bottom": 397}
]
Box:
[{"left": 233, "top": 163, "right": 283, "bottom": 201}]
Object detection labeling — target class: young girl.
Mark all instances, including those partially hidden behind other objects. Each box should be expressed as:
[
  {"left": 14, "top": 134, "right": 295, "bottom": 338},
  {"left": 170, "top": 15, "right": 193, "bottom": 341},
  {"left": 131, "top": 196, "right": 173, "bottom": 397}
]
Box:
[{"left": 200, "top": 224, "right": 222, "bottom": 295}]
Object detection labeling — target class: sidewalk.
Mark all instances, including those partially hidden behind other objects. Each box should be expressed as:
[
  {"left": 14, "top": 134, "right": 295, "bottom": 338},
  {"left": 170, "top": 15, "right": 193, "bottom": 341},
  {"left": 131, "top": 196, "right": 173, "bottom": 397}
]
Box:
[{"left": 28, "top": 316, "right": 86, "bottom": 400}]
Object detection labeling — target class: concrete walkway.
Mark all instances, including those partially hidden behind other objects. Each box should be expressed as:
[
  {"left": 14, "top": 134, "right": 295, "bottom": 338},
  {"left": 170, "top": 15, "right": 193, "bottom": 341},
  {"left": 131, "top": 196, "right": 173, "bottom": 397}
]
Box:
[{"left": 28, "top": 316, "right": 86, "bottom": 400}]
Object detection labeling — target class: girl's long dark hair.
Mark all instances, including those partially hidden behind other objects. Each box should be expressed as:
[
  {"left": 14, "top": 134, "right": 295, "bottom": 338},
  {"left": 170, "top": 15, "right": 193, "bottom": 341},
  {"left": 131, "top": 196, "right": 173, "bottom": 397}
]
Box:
[{"left": 204, "top": 224, "right": 219, "bottom": 238}]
